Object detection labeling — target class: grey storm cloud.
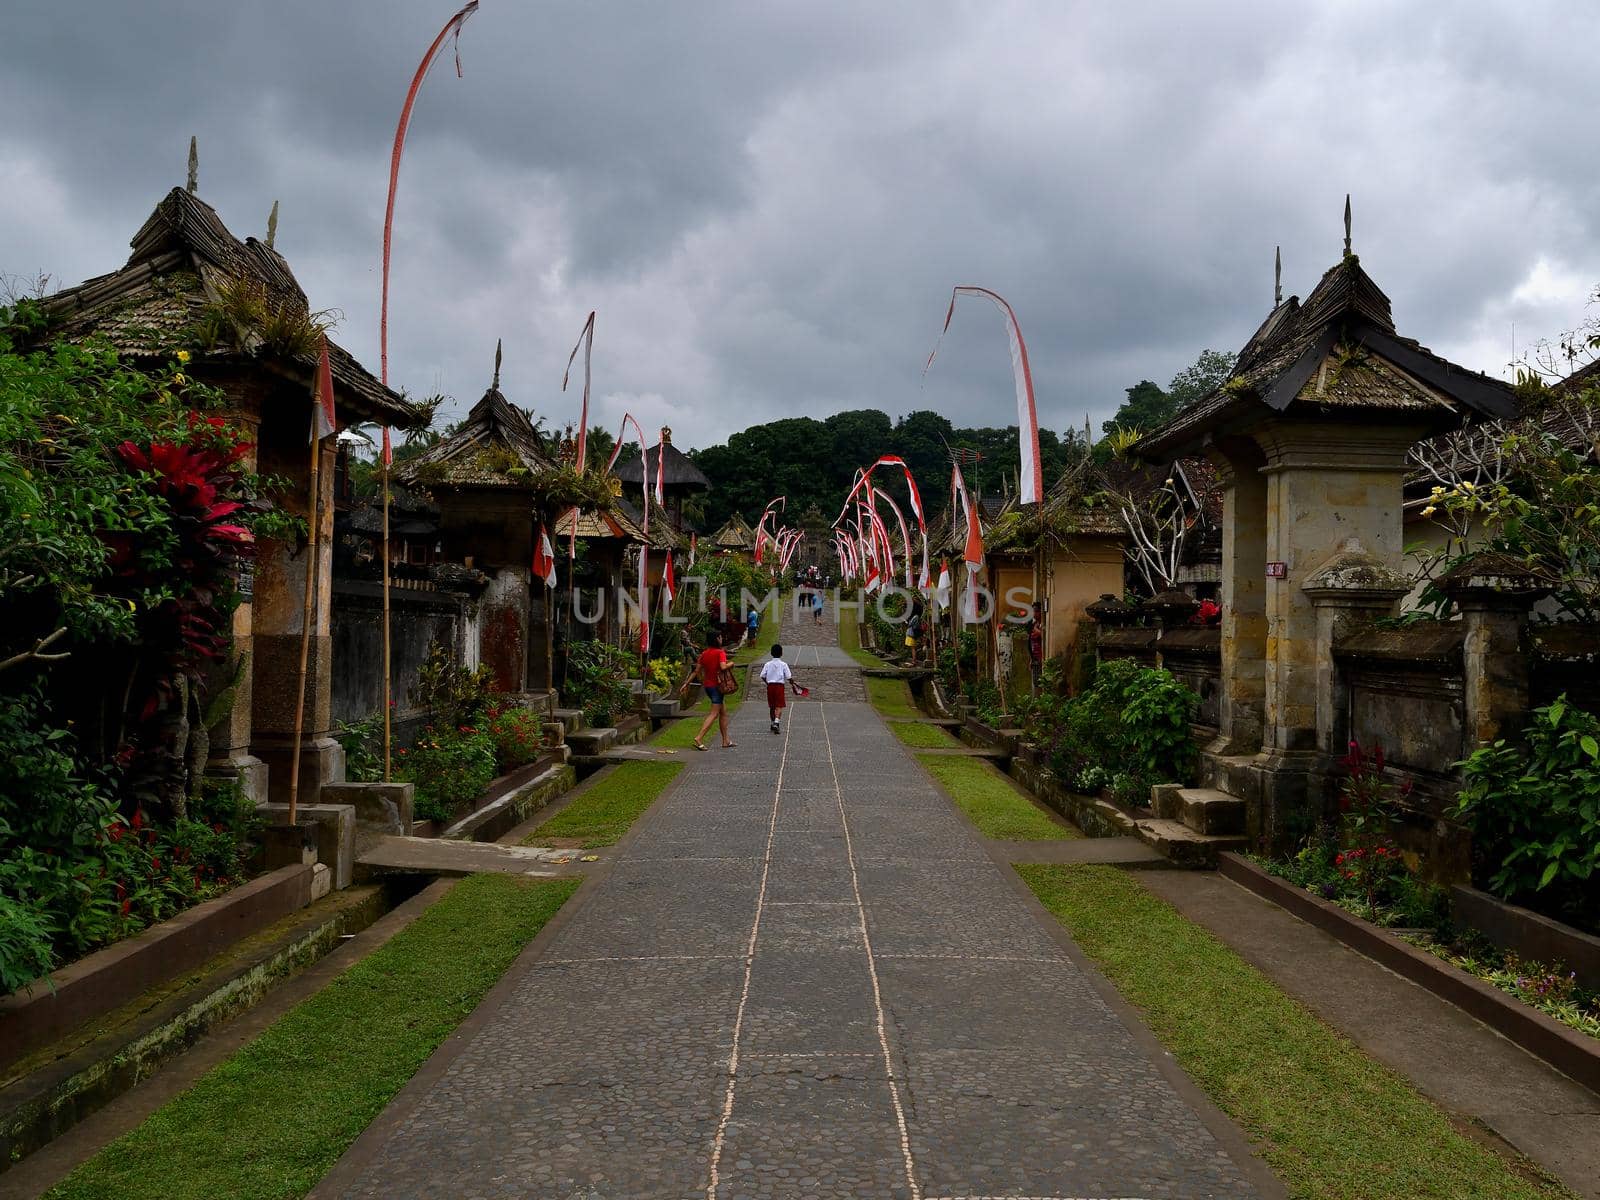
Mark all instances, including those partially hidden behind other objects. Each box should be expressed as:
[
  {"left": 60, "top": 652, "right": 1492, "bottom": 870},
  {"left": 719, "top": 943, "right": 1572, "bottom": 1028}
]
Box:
[{"left": 3, "top": 1, "right": 1598, "bottom": 454}]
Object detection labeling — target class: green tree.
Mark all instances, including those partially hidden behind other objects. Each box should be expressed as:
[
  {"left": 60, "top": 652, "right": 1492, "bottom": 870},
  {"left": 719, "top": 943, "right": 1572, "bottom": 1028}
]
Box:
[
  {"left": 1102, "top": 380, "right": 1172, "bottom": 439},
  {"left": 1167, "top": 349, "right": 1236, "bottom": 410}
]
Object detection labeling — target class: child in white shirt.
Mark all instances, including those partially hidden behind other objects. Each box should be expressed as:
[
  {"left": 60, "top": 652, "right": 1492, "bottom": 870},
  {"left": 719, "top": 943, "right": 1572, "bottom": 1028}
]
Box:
[{"left": 760, "top": 645, "right": 796, "bottom": 733}]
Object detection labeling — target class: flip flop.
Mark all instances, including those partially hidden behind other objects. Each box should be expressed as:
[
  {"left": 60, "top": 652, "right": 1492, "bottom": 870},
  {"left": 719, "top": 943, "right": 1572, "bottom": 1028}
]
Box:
[
  {"left": 723, "top": 741, "right": 737, "bottom": 748},
  {"left": 693, "top": 741, "right": 708, "bottom": 751}
]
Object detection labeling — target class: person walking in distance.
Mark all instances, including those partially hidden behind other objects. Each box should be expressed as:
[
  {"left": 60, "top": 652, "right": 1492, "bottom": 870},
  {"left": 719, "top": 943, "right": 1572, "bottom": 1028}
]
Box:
[
  {"left": 811, "top": 588, "right": 824, "bottom": 625},
  {"left": 761, "top": 644, "right": 797, "bottom": 734},
  {"left": 692, "top": 632, "right": 735, "bottom": 751}
]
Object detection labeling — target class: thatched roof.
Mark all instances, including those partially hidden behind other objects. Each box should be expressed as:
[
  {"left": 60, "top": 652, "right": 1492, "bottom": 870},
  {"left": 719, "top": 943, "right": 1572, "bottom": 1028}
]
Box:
[
  {"left": 554, "top": 504, "right": 646, "bottom": 544},
  {"left": 1137, "top": 253, "right": 1517, "bottom": 459},
  {"left": 617, "top": 498, "right": 686, "bottom": 551},
  {"left": 711, "top": 512, "right": 755, "bottom": 550},
  {"left": 44, "top": 187, "right": 419, "bottom": 429},
  {"left": 395, "top": 385, "right": 555, "bottom": 489},
  {"left": 614, "top": 427, "right": 711, "bottom": 492}
]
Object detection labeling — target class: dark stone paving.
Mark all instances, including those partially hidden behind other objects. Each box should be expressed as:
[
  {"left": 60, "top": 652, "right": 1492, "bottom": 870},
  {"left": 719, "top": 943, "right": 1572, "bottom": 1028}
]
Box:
[{"left": 331, "top": 609, "right": 1263, "bottom": 1200}]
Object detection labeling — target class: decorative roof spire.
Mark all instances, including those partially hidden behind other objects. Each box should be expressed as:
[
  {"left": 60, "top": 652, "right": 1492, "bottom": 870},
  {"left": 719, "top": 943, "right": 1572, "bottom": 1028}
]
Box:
[
  {"left": 1274, "top": 245, "right": 1282, "bottom": 305},
  {"left": 1343, "top": 194, "right": 1352, "bottom": 257},
  {"left": 186, "top": 136, "right": 198, "bottom": 194},
  {"left": 265, "top": 200, "right": 279, "bottom": 249},
  {"left": 492, "top": 338, "right": 503, "bottom": 390},
  {"left": 661, "top": 426, "right": 673, "bottom": 444}
]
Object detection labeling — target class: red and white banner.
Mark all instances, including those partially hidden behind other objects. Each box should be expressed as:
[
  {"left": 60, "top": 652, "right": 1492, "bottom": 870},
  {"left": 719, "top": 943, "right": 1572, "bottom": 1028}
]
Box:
[
  {"left": 950, "top": 463, "right": 985, "bottom": 568},
  {"left": 926, "top": 286, "right": 1044, "bottom": 505},
  {"left": 605, "top": 413, "right": 653, "bottom": 651},
  {"left": 873, "top": 486, "right": 915, "bottom": 590},
  {"left": 662, "top": 549, "right": 676, "bottom": 604},
  {"left": 533, "top": 523, "right": 557, "bottom": 588},
  {"left": 311, "top": 336, "right": 337, "bottom": 442},
  {"left": 380, "top": 1, "right": 481, "bottom": 451},
  {"left": 562, "top": 310, "right": 596, "bottom": 474},
  {"left": 753, "top": 496, "right": 786, "bottom": 566},
  {"left": 936, "top": 558, "right": 952, "bottom": 610},
  {"left": 653, "top": 426, "right": 666, "bottom": 506}
]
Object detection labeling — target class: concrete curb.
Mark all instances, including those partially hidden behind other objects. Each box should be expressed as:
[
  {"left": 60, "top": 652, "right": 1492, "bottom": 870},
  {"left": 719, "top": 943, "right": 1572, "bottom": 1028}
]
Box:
[
  {"left": 0, "top": 864, "right": 314, "bottom": 1074},
  {"left": 1218, "top": 852, "right": 1600, "bottom": 1097}
]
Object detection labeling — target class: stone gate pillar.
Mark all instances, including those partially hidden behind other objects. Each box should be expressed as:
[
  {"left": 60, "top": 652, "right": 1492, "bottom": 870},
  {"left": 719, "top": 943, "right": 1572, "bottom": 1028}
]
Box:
[
  {"left": 1250, "top": 418, "right": 1429, "bottom": 813},
  {"left": 251, "top": 437, "right": 345, "bottom": 804},
  {"left": 1300, "top": 542, "right": 1409, "bottom": 756},
  {"left": 1204, "top": 436, "right": 1268, "bottom": 755},
  {"left": 1437, "top": 553, "right": 1548, "bottom": 748}
]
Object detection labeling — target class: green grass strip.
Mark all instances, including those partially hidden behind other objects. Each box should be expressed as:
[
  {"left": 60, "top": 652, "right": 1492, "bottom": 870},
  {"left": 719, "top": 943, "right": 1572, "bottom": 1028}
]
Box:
[
  {"left": 918, "top": 753, "right": 1077, "bottom": 840},
  {"left": 523, "top": 760, "right": 682, "bottom": 847},
  {"left": 48, "top": 874, "right": 578, "bottom": 1200},
  {"left": 888, "top": 720, "right": 959, "bottom": 749},
  {"left": 865, "top": 675, "right": 920, "bottom": 717},
  {"left": 1018, "top": 864, "right": 1576, "bottom": 1200},
  {"left": 837, "top": 605, "right": 890, "bottom": 668}
]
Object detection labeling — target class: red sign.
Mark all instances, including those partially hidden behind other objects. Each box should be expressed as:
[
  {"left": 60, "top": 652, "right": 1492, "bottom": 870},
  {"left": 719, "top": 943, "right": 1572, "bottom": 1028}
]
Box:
[{"left": 1266, "top": 561, "right": 1288, "bottom": 578}]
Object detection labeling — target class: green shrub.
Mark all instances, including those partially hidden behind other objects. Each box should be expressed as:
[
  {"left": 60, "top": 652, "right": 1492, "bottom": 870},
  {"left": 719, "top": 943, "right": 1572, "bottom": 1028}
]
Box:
[
  {"left": 563, "top": 640, "right": 635, "bottom": 727},
  {"left": 1036, "top": 660, "right": 1199, "bottom": 794},
  {"left": 645, "top": 657, "right": 677, "bottom": 695},
  {"left": 1454, "top": 696, "right": 1600, "bottom": 932},
  {"left": 936, "top": 629, "right": 977, "bottom": 690},
  {"left": 334, "top": 712, "right": 384, "bottom": 783},
  {"left": 410, "top": 640, "right": 495, "bottom": 731},
  {"left": 394, "top": 725, "right": 498, "bottom": 824}
]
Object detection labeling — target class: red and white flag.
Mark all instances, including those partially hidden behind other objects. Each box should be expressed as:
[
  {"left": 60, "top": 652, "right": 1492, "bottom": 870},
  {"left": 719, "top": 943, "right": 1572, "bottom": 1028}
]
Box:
[
  {"left": 936, "top": 558, "right": 952, "bottom": 609},
  {"left": 663, "top": 550, "right": 676, "bottom": 604},
  {"left": 654, "top": 428, "right": 666, "bottom": 506},
  {"left": 689, "top": 532, "right": 697, "bottom": 567},
  {"left": 864, "top": 563, "right": 882, "bottom": 594},
  {"left": 311, "top": 336, "right": 336, "bottom": 442},
  {"left": 533, "top": 523, "right": 557, "bottom": 588},
  {"left": 925, "top": 286, "right": 1044, "bottom": 505}
]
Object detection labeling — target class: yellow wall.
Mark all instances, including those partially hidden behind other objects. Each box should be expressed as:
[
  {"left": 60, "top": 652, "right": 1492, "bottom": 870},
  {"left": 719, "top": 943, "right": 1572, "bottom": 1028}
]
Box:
[{"left": 1044, "top": 536, "right": 1125, "bottom": 660}]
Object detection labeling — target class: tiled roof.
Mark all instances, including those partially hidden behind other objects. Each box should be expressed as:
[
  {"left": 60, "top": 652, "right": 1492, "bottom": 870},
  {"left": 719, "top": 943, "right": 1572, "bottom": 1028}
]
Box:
[
  {"left": 44, "top": 188, "right": 419, "bottom": 428},
  {"left": 1137, "top": 254, "right": 1517, "bottom": 459}
]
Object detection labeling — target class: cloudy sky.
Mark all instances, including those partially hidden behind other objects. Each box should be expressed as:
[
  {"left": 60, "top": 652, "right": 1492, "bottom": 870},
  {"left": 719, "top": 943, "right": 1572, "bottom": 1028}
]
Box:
[{"left": 3, "top": 1, "right": 1597, "bottom": 451}]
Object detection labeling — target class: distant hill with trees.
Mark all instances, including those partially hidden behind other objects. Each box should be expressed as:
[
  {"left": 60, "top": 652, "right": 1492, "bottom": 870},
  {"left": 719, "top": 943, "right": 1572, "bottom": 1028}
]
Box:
[{"left": 685, "top": 409, "right": 1086, "bottom": 533}]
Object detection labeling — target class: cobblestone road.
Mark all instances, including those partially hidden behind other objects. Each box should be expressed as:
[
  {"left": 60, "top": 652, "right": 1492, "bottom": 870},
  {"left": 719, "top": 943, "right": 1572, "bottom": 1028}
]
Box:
[{"left": 330, "top": 607, "right": 1263, "bottom": 1200}]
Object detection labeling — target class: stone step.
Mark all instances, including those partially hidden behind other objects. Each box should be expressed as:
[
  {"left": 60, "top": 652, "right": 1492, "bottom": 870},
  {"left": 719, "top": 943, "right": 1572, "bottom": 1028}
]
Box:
[
  {"left": 648, "top": 698, "right": 680, "bottom": 720},
  {"left": 1171, "top": 790, "right": 1241, "bottom": 838},
  {"left": 566, "top": 726, "right": 618, "bottom": 758},
  {"left": 1203, "top": 753, "right": 1258, "bottom": 800},
  {"left": 550, "top": 707, "right": 586, "bottom": 736},
  {"left": 1133, "top": 818, "right": 1247, "bottom": 869}
]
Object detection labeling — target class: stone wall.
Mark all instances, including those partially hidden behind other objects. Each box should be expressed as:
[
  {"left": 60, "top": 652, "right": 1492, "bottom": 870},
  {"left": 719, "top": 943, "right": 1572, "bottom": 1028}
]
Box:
[{"left": 331, "top": 576, "right": 476, "bottom": 743}]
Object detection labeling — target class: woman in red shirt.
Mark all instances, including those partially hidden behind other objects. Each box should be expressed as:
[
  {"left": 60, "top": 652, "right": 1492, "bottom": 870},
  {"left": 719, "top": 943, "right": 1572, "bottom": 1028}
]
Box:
[{"left": 692, "top": 632, "right": 735, "bottom": 751}]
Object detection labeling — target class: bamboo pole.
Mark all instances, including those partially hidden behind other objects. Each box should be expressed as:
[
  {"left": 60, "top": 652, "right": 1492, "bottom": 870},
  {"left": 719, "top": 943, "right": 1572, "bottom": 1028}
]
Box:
[
  {"left": 381, "top": 457, "right": 392, "bottom": 779},
  {"left": 287, "top": 437, "right": 324, "bottom": 825}
]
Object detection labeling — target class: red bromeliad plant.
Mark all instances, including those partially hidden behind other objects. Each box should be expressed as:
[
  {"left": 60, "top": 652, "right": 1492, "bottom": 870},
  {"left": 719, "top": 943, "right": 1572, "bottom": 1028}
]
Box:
[
  {"left": 1337, "top": 739, "right": 1414, "bottom": 912},
  {"left": 109, "top": 414, "right": 255, "bottom": 691}
]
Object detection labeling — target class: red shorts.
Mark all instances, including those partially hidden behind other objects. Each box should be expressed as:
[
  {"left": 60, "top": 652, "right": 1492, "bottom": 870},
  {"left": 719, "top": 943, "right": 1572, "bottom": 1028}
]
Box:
[{"left": 765, "top": 682, "right": 787, "bottom": 710}]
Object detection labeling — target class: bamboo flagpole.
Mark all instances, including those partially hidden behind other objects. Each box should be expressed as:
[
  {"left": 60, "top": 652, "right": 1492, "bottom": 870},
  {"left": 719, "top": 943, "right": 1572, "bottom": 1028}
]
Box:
[
  {"left": 379, "top": 1, "right": 481, "bottom": 779},
  {"left": 381, "top": 449, "right": 392, "bottom": 777},
  {"left": 289, "top": 339, "right": 337, "bottom": 824}
]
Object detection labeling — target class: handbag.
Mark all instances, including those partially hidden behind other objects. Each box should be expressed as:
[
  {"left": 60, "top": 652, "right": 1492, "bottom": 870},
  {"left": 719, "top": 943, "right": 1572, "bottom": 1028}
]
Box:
[{"left": 717, "top": 665, "right": 741, "bottom": 696}]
